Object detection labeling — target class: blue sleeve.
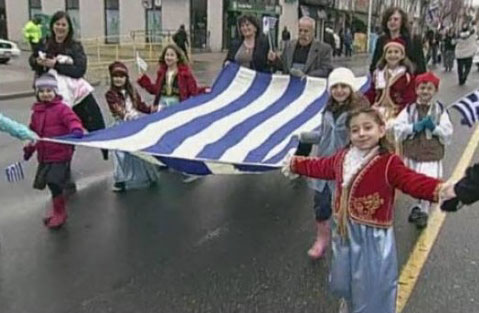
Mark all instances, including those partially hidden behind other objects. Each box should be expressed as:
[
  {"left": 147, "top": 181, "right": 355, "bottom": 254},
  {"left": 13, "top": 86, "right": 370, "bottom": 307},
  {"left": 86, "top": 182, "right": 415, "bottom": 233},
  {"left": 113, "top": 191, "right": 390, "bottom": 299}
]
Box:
[{"left": 0, "top": 113, "right": 37, "bottom": 141}]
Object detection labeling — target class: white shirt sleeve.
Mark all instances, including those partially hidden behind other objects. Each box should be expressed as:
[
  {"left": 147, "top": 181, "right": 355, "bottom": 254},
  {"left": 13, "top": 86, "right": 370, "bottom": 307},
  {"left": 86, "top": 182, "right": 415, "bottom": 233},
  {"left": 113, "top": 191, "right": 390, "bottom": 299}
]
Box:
[
  {"left": 393, "top": 108, "right": 414, "bottom": 142},
  {"left": 432, "top": 111, "right": 454, "bottom": 145}
]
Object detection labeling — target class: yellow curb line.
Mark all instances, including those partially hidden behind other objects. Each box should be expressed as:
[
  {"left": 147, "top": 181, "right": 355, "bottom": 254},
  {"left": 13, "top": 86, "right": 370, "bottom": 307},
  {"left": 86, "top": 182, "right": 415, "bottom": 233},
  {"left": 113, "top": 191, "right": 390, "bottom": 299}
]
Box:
[{"left": 397, "top": 126, "right": 479, "bottom": 312}]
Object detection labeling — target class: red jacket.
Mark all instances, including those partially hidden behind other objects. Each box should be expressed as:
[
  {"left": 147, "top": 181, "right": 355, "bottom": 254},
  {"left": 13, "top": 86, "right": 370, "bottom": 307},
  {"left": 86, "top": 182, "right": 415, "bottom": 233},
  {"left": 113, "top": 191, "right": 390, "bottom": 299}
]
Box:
[
  {"left": 105, "top": 88, "right": 153, "bottom": 120},
  {"left": 137, "top": 63, "right": 202, "bottom": 105},
  {"left": 291, "top": 148, "right": 441, "bottom": 229},
  {"left": 365, "top": 70, "right": 416, "bottom": 116},
  {"left": 29, "top": 96, "right": 83, "bottom": 163}
]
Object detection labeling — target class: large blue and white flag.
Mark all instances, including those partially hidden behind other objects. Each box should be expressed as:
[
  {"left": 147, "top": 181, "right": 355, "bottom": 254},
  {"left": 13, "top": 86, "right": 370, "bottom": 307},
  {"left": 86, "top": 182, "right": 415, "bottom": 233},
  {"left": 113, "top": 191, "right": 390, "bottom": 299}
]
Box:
[
  {"left": 46, "top": 64, "right": 370, "bottom": 175},
  {"left": 450, "top": 90, "right": 479, "bottom": 127}
]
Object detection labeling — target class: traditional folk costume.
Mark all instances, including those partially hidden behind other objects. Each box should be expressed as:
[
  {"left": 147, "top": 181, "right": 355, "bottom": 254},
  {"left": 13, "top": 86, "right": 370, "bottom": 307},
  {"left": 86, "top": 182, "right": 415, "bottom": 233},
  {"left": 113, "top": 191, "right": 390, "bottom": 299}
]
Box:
[
  {"left": 290, "top": 147, "right": 442, "bottom": 313},
  {"left": 365, "top": 38, "right": 416, "bottom": 122},
  {"left": 105, "top": 62, "right": 160, "bottom": 191},
  {"left": 137, "top": 63, "right": 201, "bottom": 108},
  {"left": 394, "top": 73, "right": 453, "bottom": 225},
  {"left": 300, "top": 67, "right": 370, "bottom": 259}
]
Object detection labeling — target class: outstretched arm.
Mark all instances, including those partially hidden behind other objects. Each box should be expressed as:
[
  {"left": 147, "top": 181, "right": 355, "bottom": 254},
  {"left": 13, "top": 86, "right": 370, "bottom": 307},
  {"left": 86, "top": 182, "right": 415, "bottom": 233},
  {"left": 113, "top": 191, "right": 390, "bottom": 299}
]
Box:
[{"left": 0, "top": 113, "right": 38, "bottom": 141}]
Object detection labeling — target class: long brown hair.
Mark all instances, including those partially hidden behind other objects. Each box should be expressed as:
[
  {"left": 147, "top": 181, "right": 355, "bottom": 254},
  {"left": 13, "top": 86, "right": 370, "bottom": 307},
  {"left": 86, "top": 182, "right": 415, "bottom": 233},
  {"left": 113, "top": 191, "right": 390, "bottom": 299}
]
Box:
[
  {"left": 158, "top": 44, "right": 188, "bottom": 66},
  {"left": 109, "top": 72, "right": 138, "bottom": 104},
  {"left": 346, "top": 107, "right": 394, "bottom": 153},
  {"left": 381, "top": 7, "right": 410, "bottom": 38},
  {"left": 325, "top": 88, "right": 369, "bottom": 117},
  {"left": 376, "top": 49, "right": 415, "bottom": 73}
]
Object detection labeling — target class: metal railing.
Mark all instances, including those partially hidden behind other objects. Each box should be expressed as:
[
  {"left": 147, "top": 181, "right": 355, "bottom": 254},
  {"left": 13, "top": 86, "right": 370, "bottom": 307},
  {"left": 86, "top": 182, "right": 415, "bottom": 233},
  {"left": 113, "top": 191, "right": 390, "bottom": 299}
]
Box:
[{"left": 80, "top": 30, "right": 191, "bottom": 83}]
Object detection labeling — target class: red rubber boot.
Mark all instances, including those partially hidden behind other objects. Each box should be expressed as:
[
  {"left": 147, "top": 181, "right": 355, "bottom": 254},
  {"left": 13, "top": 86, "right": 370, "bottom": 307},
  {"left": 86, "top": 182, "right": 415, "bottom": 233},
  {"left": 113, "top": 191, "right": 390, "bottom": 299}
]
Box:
[
  {"left": 307, "top": 220, "right": 331, "bottom": 259},
  {"left": 46, "top": 195, "right": 67, "bottom": 229}
]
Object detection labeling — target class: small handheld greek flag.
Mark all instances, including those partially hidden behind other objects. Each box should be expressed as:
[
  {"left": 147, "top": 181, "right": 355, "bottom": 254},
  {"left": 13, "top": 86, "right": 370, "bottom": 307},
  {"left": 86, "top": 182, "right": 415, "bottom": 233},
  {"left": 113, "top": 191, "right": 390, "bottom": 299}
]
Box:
[
  {"left": 5, "top": 162, "right": 25, "bottom": 183},
  {"left": 450, "top": 90, "right": 479, "bottom": 127}
]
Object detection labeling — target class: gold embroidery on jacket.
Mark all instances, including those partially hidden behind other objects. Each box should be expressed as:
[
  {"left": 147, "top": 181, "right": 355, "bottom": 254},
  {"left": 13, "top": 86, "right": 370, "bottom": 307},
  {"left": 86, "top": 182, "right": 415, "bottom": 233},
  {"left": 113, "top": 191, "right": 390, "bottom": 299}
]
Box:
[{"left": 351, "top": 193, "right": 385, "bottom": 219}]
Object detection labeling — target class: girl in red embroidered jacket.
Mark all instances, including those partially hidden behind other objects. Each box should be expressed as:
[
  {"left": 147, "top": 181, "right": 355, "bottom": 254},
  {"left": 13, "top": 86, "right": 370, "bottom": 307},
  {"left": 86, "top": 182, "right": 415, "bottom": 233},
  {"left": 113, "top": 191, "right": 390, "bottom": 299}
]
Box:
[
  {"left": 137, "top": 44, "right": 203, "bottom": 109},
  {"left": 283, "top": 107, "right": 447, "bottom": 313},
  {"left": 365, "top": 38, "right": 416, "bottom": 120}
]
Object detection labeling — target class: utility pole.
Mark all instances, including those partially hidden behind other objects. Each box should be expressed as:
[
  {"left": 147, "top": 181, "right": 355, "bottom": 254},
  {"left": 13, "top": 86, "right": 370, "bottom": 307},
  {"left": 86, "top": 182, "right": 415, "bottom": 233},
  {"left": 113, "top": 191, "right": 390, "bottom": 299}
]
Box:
[{"left": 367, "top": 0, "right": 373, "bottom": 53}]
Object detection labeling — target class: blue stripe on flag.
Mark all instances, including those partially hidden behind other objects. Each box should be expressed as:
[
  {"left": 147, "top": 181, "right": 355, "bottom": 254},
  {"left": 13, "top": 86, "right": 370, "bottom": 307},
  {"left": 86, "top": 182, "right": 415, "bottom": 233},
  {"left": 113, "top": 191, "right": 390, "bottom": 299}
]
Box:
[
  {"left": 59, "top": 64, "right": 241, "bottom": 143},
  {"left": 460, "top": 100, "right": 476, "bottom": 123},
  {"left": 147, "top": 71, "right": 271, "bottom": 154},
  {"left": 244, "top": 92, "right": 328, "bottom": 163},
  {"left": 155, "top": 156, "right": 212, "bottom": 175},
  {"left": 262, "top": 135, "right": 300, "bottom": 165},
  {"left": 196, "top": 78, "right": 305, "bottom": 159}
]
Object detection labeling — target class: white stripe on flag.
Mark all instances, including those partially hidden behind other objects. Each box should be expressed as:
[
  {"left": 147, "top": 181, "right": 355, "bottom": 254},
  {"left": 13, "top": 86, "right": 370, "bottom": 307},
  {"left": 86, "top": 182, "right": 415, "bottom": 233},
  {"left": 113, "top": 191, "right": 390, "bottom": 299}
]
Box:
[
  {"left": 221, "top": 76, "right": 327, "bottom": 162},
  {"left": 172, "top": 73, "right": 291, "bottom": 158},
  {"left": 78, "top": 67, "right": 256, "bottom": 152}
]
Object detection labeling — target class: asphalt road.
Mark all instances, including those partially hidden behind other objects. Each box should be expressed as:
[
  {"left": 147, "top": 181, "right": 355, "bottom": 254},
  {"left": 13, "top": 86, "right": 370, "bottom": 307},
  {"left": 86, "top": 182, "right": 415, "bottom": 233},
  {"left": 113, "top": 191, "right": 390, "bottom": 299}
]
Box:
[{"left": 0, "top": 59, "right": 479, "bottom": 313}]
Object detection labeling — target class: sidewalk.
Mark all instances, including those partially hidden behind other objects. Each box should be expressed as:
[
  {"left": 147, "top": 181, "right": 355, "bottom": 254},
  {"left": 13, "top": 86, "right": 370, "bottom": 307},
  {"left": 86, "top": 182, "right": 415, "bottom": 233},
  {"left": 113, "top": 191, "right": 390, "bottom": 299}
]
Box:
[{"left": 0, "top": 51, "right": 370, "bottom": 100}]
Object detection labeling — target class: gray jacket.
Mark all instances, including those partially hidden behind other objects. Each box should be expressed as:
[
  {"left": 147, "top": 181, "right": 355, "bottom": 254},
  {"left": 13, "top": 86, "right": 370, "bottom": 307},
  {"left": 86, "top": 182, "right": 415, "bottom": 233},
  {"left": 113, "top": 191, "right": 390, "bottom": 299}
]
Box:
[
  {"left": 300, "top": 110, "right": 349, "bottom": 192},
  {"left": 278, "top": 39, "right": 333, "bottom": 78}
]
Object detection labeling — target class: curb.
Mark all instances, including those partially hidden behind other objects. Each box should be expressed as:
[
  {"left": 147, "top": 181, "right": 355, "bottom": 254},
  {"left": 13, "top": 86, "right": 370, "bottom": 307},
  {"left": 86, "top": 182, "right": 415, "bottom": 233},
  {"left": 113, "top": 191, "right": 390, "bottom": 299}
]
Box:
[{"left": 0, "top": 79, "right": 102, "bottom": 101}]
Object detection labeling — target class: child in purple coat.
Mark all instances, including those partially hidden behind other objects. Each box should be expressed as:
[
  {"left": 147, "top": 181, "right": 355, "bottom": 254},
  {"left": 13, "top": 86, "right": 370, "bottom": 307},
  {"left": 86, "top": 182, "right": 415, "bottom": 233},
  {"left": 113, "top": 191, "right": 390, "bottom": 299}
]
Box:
[{"left": 24, "top": 74, "right": 84, "bottom": 229}]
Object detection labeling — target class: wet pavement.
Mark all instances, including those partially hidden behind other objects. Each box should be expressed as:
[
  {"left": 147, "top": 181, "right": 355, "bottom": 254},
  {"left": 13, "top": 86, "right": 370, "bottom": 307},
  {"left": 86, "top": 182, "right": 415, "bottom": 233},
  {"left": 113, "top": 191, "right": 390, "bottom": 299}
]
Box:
[{"left": 1, "top": 57, "right": 479, "bottom": 313}]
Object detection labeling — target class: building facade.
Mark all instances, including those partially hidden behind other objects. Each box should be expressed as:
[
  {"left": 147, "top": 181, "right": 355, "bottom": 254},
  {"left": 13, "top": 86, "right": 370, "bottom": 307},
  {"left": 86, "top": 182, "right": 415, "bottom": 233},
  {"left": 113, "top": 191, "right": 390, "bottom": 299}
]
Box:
[{"left": 2, "top": 0, "right": 302, "bottom": 52}]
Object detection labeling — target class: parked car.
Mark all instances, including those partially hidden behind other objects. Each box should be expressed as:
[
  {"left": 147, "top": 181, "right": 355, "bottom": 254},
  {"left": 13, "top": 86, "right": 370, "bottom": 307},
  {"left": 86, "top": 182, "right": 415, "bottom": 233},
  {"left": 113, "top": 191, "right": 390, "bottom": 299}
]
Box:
[{"left": 0, "top": 39, "right": 21, "bottom": 64}]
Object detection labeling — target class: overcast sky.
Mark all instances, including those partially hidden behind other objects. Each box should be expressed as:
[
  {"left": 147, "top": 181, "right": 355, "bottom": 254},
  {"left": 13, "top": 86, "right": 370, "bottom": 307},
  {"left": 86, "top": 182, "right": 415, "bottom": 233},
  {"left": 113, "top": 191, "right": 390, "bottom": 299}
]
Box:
[{"left": 474, "top": 0, "right": 479, "bottom": 6}]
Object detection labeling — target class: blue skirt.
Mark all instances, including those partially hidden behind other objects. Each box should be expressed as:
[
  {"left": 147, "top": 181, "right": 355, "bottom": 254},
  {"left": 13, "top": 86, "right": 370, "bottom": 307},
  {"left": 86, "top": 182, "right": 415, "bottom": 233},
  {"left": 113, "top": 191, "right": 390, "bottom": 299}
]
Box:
[
  {"left": 329, "top": 219, "right": 398, "bottom": 313},
  {"left": 112, "top": 150, "right": 160, "bottom": 189}
]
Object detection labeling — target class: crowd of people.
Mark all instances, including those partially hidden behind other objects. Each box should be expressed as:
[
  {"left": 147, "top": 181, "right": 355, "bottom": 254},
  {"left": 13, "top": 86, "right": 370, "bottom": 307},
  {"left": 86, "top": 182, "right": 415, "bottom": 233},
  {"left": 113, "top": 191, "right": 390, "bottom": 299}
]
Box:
[{"left": 1, "top": 6, "right": 479, "bottom": 313}]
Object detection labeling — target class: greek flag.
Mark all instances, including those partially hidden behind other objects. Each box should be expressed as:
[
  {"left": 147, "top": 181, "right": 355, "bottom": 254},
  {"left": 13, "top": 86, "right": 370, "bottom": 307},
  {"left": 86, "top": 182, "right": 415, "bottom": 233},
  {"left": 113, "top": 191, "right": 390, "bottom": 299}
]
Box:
[
  {"left": 5, "top": 162, "right": 24, "bottom": 183},
  {"left": 45, "top": 64, "right": 370, "bottom": 175},
  {"left": 450, "top": 90, "right": 479, "bottom": 127}
]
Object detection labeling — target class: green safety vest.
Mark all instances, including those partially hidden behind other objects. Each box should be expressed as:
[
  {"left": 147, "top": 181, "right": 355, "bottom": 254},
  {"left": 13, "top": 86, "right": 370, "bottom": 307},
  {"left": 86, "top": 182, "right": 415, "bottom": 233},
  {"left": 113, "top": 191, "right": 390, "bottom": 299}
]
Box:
[{"left": 23, "top": 21, "right": 42, "bottom": 44}]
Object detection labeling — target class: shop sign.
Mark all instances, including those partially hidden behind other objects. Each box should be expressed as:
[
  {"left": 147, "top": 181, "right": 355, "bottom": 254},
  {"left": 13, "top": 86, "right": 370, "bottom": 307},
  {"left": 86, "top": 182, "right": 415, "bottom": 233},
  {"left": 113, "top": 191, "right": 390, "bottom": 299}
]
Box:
[{"left": 230, "top": 1, "right": 280, "bottom": 15}]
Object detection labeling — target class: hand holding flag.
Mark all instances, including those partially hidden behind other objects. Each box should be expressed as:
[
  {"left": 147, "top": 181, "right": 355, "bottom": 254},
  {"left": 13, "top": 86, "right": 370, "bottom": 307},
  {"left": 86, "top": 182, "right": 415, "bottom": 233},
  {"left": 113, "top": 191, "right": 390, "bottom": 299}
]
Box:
[{"left": 136, "top": 52, "right": 148, "bottom": 75}]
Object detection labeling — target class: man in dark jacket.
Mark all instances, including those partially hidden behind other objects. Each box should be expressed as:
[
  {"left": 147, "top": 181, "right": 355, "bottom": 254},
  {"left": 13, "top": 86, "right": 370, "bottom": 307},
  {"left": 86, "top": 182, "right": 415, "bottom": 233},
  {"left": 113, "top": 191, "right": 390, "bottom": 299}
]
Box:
[
  {"left": 442, "top": 163, "right": 479, "bottom": 212},
  {"left": 173, "top": 25, "right": 189, "bottom": 60},
  {"left": 269, "top": 16, "right": 333, "bottom": 78}
]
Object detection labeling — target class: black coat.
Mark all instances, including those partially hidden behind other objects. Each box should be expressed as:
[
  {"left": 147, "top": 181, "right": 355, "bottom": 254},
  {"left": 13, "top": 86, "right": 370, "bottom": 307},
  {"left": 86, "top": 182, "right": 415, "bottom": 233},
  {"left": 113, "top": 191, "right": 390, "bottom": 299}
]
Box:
[
  {"left": 370, "top": 34, "right": 426, "bottom": 75},
  {"left": 454, "top": 163, "right": 479, "bottom": 205},
  {"left": 28, "top": 39, "right": 106, "bottom": 139},
  {"left": 225, "top": 35, "right": 271, "bottom": 73},
  {"left": 29, "top": 39, "right": 87, "bottom": 79}
]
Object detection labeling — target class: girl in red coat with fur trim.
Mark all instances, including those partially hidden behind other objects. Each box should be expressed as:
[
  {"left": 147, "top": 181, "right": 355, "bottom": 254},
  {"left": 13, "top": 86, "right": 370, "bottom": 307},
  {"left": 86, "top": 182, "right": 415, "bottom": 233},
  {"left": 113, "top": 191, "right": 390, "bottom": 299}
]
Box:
[
  {"left": 365, "top": 38, "right": 416, "bottom": 121},
  {"left": 137, "top": 44, "right": 201, "bottom": 109},
  {"left": 283, "top": 107, "right": 448, "bottom": 313}
]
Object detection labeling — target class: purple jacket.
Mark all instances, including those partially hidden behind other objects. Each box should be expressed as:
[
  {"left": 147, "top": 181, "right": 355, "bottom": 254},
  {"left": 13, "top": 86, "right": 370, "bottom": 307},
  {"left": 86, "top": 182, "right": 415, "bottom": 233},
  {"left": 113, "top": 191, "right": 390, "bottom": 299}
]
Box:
[{"left": 29, "top": 96, "right": 83, "bottom": 163}]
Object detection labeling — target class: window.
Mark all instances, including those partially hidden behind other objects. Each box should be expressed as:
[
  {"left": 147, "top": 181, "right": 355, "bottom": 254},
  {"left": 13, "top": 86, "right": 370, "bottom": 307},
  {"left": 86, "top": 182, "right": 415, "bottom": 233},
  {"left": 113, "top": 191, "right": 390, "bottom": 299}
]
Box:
[
  {"left": 145, "top": 1, "right": 161, "bottom": 43},
  {"left": 28, "top": 0, "right": 42, "bottom": 19},
  {"left": 105, "top": 0, "right": 120, "bottom": 43},
  {"left": 65, "top": 0, "right": 80, "bottom": 38}
]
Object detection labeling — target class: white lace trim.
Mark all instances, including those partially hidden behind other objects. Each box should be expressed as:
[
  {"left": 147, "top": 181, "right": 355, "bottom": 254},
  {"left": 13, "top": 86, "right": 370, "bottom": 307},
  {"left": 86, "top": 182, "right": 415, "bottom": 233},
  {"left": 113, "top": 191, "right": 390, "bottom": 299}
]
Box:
[
  {"left": 342, "top": 146, "right": 379, "bottom": 188},
  {"left": 375, "top": 66, "right": 406, "bottom": 89}
]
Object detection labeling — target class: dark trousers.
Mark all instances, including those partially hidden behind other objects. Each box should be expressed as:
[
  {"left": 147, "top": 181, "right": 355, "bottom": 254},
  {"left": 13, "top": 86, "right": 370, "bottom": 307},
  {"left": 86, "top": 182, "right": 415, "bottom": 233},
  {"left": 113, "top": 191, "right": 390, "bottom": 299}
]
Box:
[
  {"left": 345, "top": 44, "right": 352, "bottom": 57},
  {"left": 457, "top": 57, "right": 473, "bottom": 85},
  {"left": 73, "top": 93, "right": 108, "bottom": 160},
  {"left": 29, "top": 42, "right": 40, "bottom": 53},
  {"left": 47, "top": 183, "right": 63, "bottom": 198},
  {"left": 313, "top": 185, "right": 332, "bottom": 221}
]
